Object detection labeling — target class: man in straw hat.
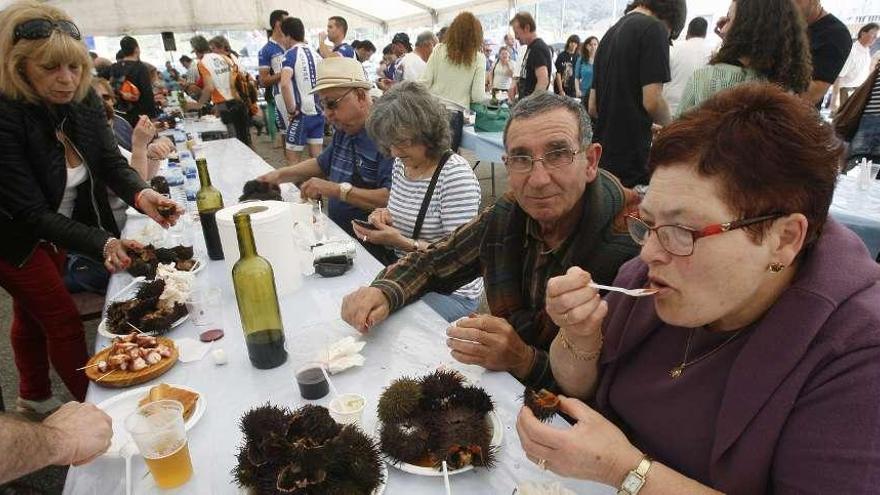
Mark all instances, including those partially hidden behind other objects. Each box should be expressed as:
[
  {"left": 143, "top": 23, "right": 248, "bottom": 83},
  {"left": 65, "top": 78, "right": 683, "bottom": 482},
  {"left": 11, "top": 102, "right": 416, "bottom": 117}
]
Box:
[{"left": 258, "top": 57, "right": 393, "bottom": 250}]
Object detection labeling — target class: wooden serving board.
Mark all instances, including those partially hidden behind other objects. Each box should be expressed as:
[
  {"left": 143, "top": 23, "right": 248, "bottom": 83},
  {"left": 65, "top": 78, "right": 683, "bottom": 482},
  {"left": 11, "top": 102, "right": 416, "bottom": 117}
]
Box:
[{"left": 85, "top": 337, "right": 179, "bottom": 388}]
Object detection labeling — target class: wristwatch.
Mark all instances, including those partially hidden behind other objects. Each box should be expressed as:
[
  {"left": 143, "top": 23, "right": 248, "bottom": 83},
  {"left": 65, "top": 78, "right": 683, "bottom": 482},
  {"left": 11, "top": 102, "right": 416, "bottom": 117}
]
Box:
[
  {"left": 339, "top": 182, "right": 352, "bottom": 201},
  {"left": 618, "top": 456, "right": 652, "bottom": 495}
]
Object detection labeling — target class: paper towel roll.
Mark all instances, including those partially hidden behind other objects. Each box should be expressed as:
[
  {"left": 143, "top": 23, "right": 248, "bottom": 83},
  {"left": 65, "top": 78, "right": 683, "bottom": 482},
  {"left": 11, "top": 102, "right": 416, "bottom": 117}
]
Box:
[{"left": 216, "top": 200, "right": 302, "bottom": 296}]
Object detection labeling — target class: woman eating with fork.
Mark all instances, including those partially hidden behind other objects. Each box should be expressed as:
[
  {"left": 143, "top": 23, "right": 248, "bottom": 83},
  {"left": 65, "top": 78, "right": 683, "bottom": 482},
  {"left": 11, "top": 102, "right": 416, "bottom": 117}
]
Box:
[{"left": 516, "top": 83, "right": 880, "bottom": 494}]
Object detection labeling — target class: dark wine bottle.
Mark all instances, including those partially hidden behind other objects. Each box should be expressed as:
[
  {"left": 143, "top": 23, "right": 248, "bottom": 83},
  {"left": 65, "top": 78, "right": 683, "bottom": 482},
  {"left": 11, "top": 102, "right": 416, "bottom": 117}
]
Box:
[
  {"left": 195, "top": 157, "right": 224, "bottom": 260},
  {"left": 232, "top": 206, "right": 288, "bottom": 370}
]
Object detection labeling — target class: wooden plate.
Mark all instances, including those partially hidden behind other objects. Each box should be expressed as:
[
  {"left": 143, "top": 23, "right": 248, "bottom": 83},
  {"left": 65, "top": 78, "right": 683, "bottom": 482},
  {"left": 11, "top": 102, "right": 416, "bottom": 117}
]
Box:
[{"left": 85, "top": 337, "right": 178, "bottom": 388}]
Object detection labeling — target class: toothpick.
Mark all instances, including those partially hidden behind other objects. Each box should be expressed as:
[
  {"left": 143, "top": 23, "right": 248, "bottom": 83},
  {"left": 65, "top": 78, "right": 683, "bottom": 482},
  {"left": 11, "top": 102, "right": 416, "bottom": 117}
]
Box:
[
  {"left": 76, "top": 362, "right": 102, "bottom": 371},
  {"left": 127, "top": 321, "right": 146, "bottom": 334},
  {"left": 95, "top": 369, "right": 117, "bottom": 382},
  {"left": 442, "top": 461, "right": 451, "bottom": 495}
]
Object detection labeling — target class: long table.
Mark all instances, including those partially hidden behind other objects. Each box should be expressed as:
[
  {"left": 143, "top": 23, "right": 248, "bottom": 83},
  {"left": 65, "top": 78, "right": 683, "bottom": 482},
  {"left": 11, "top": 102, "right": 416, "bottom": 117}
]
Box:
[
  {"left": 63, "top": 138, "right": 611, "bottom": 495},
  {"left": 460, "top": 126, "right": 504, "bottom": 199},
  {"left": 830, "top": 173, "right": 880, "bottom": 259}
]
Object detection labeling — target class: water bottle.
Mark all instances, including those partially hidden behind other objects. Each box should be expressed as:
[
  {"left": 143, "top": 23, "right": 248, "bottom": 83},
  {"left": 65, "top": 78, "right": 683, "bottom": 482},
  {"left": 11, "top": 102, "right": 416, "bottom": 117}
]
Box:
[
  {"left": 166, "top": 160, "right": 188, "bottom": 211},
  {"left": 184, "top": 167, "right": 199, "bottom": 216}
]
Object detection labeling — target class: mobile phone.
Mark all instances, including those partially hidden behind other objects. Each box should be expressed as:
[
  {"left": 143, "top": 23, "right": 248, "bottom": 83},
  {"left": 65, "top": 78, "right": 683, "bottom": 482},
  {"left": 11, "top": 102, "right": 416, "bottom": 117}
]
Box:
[{"left": 353, "top": 219, "right": 378, "bottom": 230}]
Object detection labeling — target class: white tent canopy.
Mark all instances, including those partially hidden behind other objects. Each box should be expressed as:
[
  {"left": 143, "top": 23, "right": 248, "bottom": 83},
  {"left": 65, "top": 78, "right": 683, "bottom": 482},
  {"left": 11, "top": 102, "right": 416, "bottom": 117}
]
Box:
[{"left": 6, "top": 0, "right": 529, "bottom": 36}]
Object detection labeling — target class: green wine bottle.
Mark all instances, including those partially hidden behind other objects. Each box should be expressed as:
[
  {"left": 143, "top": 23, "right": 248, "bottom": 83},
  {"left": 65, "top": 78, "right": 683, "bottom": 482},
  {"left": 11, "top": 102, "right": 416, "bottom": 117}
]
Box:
[
  {"left": 232, "top": 206, "right": 288, "bottom": 369},
  {"left": 195, "top": 157, "right": 224, "bottom": 260}
]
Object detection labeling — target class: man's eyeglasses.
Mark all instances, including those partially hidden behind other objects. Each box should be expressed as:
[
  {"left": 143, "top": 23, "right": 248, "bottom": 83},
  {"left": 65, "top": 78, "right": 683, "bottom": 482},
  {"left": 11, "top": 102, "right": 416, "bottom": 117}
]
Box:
[
  {"left": 503, "top": 148, "right": 582, "bottom": 174},
  {"left": 625, "top": 213, "right": 783, "bottom": 257},
  {"left": 14, "top": 19, "right": 81, "bottom": 44},
  {"left": 320, "top": 88, "right": 355, "bottom": 111}
]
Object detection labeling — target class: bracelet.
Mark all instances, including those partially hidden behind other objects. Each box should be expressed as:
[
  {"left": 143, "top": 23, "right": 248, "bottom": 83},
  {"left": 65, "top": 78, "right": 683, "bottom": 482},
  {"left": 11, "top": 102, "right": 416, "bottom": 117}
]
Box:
[
  {"left": 102, "top": 237, "right": 117, "bottom": 260},
  {"left": 133, "top": 188, "right": 147, "bottom": 210},
  {"left": 558, "top": 327, "right": 603, "bottom": 361}
]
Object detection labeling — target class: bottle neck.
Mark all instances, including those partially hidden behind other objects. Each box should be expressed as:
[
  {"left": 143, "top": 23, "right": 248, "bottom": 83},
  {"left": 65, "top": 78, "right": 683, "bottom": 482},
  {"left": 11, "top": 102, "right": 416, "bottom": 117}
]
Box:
[
  {"left": 234, "top": 215, "right": 258, "bottom": 258},
  {"left": 196, "top": 160, "right": 212, "bottom": 188}
]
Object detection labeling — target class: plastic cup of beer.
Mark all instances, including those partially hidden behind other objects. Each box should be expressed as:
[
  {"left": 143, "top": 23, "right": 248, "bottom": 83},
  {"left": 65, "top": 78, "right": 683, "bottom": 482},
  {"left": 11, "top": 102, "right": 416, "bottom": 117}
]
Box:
[{"left": 125, "top": 400, "right": 193, "bottom": 489}]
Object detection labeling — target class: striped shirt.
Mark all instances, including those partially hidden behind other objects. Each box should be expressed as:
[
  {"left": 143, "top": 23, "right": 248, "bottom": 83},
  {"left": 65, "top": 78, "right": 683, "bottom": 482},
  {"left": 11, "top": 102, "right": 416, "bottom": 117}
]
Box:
[
  {"left": 864, "top": 72, "right": 880, "bottom": 115},
  {"left": 282, "top": 43, "right": 323, "bottom": 116},
  {"left": 388, "top": 154, "right": 483, "bottom": 300},
  {"left": 677, "top": 63, "right": 765, "bottom": 116}
]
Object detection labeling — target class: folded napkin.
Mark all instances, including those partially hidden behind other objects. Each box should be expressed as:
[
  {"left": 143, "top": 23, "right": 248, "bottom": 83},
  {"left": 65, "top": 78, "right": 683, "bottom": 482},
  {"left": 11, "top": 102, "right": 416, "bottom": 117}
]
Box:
[
  {"left": 175, "top": 337, "right": 211, "bottom": 363},
  {"left": 515, "top": 482, "right": 577, "bottom": 495},
  {"left": 315, "top": 336, "right": 365, "bottom": 374}
]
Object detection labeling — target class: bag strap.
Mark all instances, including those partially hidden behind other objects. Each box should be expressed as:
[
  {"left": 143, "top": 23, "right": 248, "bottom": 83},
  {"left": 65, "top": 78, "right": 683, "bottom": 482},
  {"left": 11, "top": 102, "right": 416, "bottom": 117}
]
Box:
[{"left": 412, "top": 150, "right": 453, "bottom": 240}]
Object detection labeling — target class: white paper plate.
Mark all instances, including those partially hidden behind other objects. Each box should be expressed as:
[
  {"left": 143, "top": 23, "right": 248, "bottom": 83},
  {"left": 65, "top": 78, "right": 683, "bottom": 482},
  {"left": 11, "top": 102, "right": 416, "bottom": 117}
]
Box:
[
  {"left": 98, "top": 314, "right": 188, "bottom": 339},
  {"left": 186, "top": 257, "right": 205, "bottom": 275},
  {"left": 382, "top": 410, "right": 503, "bottom": 477},
  {"left": 97, "top": 383, "right": 206, "bottom": 457},
  {"left": 374, "top": 464, "right": 388, "bottom": 495}
]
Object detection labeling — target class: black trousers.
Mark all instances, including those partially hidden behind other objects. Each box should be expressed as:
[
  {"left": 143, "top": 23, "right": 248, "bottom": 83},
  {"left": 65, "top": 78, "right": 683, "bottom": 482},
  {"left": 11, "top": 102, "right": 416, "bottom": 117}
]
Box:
[
  {"left": 448, "top": 109, "right": 464, "bottom": 153},
  {"left": 217, "top": 99, "right": 252, "bottom": 147}
]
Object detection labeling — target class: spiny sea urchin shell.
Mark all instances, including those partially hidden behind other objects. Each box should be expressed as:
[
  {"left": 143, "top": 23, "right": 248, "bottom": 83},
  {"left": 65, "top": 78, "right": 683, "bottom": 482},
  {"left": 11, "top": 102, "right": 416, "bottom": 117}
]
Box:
[
  {"left": 448, "top": 385, "right": 494, "bottom": 414},
  {"left": 327, "top": 425, "right": 385, "bottom": 492},
  {"left": 286, "top": 404, "right": 340, "bottom": 444},
  {"left": 379, "top": 419, "right": 431, "bottom": 465},
  {"left": 239, "top": 403, "right": 292, "bottom": 445},
  {"left": 523, "top": 388, "right": 560, "bottom": 422},
  {"left": 376, "top": 376, "right": 422, "bottom": 424},
  {"left": 419, "top": 369, "right": 466, "bottom": 411}
]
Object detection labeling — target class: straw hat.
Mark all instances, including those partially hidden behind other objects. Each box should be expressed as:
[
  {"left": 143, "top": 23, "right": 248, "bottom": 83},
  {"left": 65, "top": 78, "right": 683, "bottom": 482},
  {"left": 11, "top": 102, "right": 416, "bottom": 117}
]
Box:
[{"left": 309, "top": 57, "right": 372, "bottom": 94}]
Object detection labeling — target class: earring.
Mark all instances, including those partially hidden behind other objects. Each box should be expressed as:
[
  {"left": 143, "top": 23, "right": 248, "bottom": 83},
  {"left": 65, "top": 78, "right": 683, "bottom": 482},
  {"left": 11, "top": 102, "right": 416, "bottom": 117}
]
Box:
[{"left": 768, "top": 262, "right": 785, "bottom": 273}]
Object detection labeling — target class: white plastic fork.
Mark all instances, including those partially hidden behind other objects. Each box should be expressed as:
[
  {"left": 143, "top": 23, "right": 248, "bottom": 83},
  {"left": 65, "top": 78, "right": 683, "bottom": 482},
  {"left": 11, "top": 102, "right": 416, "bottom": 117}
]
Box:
[{"left": 589, "top": 282, "right": 658, "bottom": 297}]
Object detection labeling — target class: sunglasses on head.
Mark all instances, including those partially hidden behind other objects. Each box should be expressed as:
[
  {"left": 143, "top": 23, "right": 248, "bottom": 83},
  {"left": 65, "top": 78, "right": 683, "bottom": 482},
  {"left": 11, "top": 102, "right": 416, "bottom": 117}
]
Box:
[{"left": 14, "top": 19, "right": 81, "bottom": 44}]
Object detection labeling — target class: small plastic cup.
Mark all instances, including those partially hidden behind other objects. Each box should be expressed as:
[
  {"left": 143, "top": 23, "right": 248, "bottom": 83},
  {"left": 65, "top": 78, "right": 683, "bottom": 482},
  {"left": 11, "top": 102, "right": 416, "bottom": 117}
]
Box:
[
  {"left": 328, "top": 393, "right": 367, "bottom": 426},
  {"left": 295, "top": 361, "right": 330, "bottom": 400},
  {"left": 125, "top": 400, "right": 193, "bottom": 489},
  {"left": 186, "top": 287, "right": 222, "bottom": 326}
]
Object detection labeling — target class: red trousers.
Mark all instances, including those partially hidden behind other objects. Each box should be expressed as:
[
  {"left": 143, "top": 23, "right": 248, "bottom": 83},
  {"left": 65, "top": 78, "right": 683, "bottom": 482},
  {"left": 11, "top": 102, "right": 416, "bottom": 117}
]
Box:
[{"left": 0, "top": 244, "right": 88, "bottom": 401}]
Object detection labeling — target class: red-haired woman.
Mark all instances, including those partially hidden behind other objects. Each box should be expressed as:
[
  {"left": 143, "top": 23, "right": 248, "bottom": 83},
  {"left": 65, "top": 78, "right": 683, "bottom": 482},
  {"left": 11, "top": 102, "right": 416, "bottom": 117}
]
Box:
[
  {"left": 518, "top": 83, "right": 880, "bottom": 493},
  {"left": 422, "top": 11, "right": 487, "bottom": 152}
]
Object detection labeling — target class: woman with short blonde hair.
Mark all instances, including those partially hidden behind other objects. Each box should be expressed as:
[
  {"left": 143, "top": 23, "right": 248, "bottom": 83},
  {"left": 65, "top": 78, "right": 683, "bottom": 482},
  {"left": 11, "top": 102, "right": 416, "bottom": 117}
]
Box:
[{"left": 0, "top": 1, "right": 177, "bottom": 415}]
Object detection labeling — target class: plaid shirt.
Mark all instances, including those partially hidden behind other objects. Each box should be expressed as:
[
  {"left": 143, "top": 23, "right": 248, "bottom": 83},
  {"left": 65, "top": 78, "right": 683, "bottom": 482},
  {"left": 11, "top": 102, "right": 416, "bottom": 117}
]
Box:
[{"left": 372, "top": 169, "right": 640, "bottom": 389}]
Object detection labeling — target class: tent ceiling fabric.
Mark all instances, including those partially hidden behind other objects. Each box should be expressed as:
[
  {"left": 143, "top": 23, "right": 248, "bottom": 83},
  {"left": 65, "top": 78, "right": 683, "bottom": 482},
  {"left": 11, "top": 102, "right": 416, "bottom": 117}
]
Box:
[{"left": 26, "top": 0, "right": 521, "bottom": 36}]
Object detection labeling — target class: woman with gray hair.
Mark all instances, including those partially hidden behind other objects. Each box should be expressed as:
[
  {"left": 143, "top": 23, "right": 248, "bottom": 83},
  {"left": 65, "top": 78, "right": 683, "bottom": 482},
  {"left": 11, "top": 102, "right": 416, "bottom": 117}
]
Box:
[{"left": 353, "top": 81, "right": 483, "bottom": 321}]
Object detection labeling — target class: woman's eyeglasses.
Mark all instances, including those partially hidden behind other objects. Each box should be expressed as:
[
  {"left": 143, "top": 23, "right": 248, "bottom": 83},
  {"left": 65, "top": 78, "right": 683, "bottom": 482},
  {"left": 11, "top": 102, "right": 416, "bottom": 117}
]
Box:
[
  {"left": 13, "top": 19, "right": 81, "bottom": 44},
  {"left": 625, "top": 213, "right": 783, "bottom": 257}
]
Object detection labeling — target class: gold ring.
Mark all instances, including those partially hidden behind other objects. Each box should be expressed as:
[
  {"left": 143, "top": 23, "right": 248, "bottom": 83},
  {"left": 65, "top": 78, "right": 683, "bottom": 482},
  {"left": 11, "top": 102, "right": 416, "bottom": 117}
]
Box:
[
  {"left": 105, "top": 257, "right": 112, "bottom": 264},
  {"left": 563, "top": 311, "right": 570, "bottom": 324},
  {"left": 537, "top": 458, "right": 547, "bottom": 470}
]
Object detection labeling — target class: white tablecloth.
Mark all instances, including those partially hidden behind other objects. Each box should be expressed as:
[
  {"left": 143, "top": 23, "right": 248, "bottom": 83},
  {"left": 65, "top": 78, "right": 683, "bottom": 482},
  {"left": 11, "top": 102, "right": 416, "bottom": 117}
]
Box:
[
  {"left": 461, "top": 126, "right": 504, "bottom": 164},
  {"left": 63, "top": 138, "right": 611, "bottom": 495},
  {"left": 830, "top": 174, "right": 880, "bottom": 258}
]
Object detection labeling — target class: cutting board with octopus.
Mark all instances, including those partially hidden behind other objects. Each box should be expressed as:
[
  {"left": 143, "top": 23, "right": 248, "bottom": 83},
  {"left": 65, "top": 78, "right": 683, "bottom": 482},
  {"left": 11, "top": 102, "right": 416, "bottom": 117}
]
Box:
[{"left": 85, "top": 336, "right": 179, "bottom": 388}]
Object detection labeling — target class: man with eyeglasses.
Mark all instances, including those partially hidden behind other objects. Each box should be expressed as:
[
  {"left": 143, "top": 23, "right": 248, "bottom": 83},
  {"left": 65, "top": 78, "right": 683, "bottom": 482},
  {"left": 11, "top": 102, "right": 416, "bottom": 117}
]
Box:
[
  {"left": 340, "top": 91, "right": 640, "bottom": 390},
  {"left": 258, "top": 58, "right": 393, "bottom": 254}
]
